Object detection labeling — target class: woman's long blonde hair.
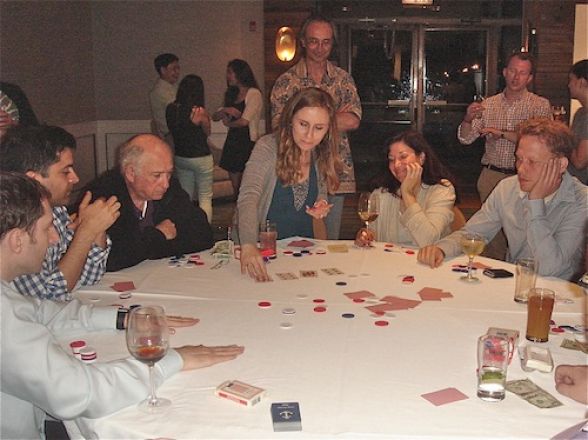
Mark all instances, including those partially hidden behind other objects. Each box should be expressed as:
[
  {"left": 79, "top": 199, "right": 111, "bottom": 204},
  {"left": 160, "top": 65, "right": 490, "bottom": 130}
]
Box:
[{"left": 276, "top": 87, "right": 343, "bottom": 193}]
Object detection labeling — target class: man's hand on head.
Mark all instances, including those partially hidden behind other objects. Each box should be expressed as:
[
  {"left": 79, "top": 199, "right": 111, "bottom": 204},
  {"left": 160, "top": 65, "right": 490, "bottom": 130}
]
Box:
[
  {"left": 528, "top": 158, "right": 563, "bottom": 200},
  {"left": 156, "top": 219, "right": 177, "bottom": 240},
  {"left": 75, "top": 191, "right": 121, "bottom": 242}
]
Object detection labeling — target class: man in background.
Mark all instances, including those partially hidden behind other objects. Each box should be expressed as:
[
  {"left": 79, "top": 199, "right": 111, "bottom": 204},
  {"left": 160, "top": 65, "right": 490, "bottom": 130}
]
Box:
[
  {"left": 149, "top": 53, "right": 180, "bottom": 142},
  {"left": 81, "top": 134, "right": 213, "bottom": 271},
  {"left": 271, "top": 14, "right": 362, "bottom": 240},
  {"left": 0, "top": 125, "right": 118, "bottom": 301}
]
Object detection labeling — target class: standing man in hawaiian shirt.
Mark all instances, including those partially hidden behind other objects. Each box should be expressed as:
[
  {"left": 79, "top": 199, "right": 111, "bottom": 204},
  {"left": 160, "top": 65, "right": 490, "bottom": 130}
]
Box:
[{"left": 271, "top": 14, "right": 362, "bottom": 239}]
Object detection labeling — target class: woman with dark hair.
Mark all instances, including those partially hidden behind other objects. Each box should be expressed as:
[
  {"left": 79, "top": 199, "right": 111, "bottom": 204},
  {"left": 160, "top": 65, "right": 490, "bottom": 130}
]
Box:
[
  {"left": 166, "top": 74, "right": 213, "bottom": 221},
  {"left": 358, "top": 130, "right": 456, "bottom": 247},
  {"left": 237, "top": 88, "right": 342, "bottom": 281},
  {"left": 567, "top": 59, "right": 588, "bottom": 184},
  {"left": 213, "top": 59, "right": 263, "bottom": 198}
]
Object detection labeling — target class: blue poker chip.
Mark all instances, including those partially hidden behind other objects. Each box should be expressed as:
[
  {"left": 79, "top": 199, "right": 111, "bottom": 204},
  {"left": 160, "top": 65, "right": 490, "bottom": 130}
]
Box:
[
  {"left": 336, "top": 281, "right": 347, "bottom": 286},
  {"left": 292, "top": 252, "right": 303, "bottom": 257},
  {"left": 342, "top": 313, "right": 355, "bottom": 319}
]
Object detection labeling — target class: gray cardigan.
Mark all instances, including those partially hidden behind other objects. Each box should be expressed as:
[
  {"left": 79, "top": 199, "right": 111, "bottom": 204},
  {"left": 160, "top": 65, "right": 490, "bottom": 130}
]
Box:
[{"left": 235, "top": 133, "right": 328, "bottom": 245}]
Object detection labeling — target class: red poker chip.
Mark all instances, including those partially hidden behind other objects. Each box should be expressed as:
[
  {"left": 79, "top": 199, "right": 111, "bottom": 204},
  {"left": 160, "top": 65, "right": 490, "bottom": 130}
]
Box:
[
  {"left": 313, "top": 298, "right": 325, "bottom": 303},
  {"left": 258, "top": 301, "right": 272, "bottom": 308},
  {"left": 314, "top": 306, "right": 327, "bottom": 313},
  {"left": 405, "top": 250, "right": 415, "bottom": 255},
  {"left": 353, "top": 298, "right": 365, "bottom": 303},
  {"left": 283, "top": 250, "right": 293, "bottom": 255},
  {"left": 402, "top": 276, "right": 415, "bottom": 283},
  {"left": 550, "top": 326, "right": 565, "bottom": 333},
  {"left": 375, "top": 320, "right": 389, "bottom": 327}
]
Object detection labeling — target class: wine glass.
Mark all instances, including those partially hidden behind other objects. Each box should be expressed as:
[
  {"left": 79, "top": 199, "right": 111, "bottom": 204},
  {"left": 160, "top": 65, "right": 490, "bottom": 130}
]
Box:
[
  {"left": 126, "top": 305, "right": 171, "bottom": 413},
  {"left": 356, "top": 192, "right": 379, "bottom": 248},
  {"left": 460, "top": 232, "right": 486, "bottom": 282}
]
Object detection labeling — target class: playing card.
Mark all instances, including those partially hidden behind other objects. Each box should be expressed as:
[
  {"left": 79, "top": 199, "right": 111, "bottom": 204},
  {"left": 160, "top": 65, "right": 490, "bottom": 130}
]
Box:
[
  {"left": 321, "top": 267, "right": 344, "bottom": 275},
  {"left": 421, "top": 388, "right": 469, "bottom": 406},
  {"left": 276, "top": 272, "right": 298, "bottom": 280},
  {"left": 344, "top": 290, "right": 376, "bottom": 300},
  {"left": 300, "top": 270, "right": 318, "bottom": 278},
  {"left": 111, "top": 281, "right": 136, "bottom": 292},
  {"left": 327, "top": 244, "right": 348, "bottom": 253},
  {"left": 379, "top": 296, "right": 421, "bottom": 310}
]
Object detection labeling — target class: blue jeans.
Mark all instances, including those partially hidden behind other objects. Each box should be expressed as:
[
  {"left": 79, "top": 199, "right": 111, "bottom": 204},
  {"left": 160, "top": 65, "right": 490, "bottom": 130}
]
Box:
[
  {"left": 325, "top": 193, "right": 345, "bottom": 239},
  {"left": 174, "top": 154, "right": 213, "bottom": 222}
]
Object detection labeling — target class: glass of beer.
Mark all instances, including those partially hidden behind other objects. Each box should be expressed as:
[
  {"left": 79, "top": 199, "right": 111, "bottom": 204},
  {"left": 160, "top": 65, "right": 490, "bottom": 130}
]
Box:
[
  {"left": 460, "top": 232, "right": 485, "bottom": 282},
  {"left": 526, "top": 288, "right": 555, "bottom": 342}
]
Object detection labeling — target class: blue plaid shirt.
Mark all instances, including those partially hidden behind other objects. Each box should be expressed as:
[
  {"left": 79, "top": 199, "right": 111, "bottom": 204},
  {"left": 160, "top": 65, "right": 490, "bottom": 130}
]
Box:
[{"left": 12, "top": 206, "right": 111, "bottom": 301}]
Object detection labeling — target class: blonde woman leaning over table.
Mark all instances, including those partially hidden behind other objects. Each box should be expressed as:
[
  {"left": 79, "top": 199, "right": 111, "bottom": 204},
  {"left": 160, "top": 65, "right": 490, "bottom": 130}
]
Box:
[
  {"left": 356, "top": 130, "right": 456, "bottom": 248},
  {"left": 237, "top": 88, "right": 343, "bottom": 282}
]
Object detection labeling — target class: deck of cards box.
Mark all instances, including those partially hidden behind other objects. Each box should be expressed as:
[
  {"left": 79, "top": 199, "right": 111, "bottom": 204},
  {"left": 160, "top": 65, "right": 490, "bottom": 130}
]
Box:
[
  {"left": 271, "top": 402, "right": 302, "bottom": 431},
  {"left": 215, "top": 380, "right": 264, "bottom": 407}
]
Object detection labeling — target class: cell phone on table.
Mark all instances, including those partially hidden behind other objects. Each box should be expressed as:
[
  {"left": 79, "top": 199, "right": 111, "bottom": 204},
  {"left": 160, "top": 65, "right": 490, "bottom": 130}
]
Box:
[{"left": 483, "top": 268, "right": 514, "bottom": 278}]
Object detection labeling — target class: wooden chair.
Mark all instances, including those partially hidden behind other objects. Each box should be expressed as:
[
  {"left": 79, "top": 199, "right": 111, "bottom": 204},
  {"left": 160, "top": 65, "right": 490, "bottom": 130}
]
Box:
[{"left": 451, "top": 206, "right": 467, "bottom": 232}]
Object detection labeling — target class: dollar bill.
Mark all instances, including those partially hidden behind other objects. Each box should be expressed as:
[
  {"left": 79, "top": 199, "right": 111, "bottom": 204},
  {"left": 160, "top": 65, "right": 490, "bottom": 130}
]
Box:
[
  {"left": 506, "top": 379, "right": 562, "bottom": 409},
  {"left": 561, "top": 338, "right": 588, "bottom": 354}
]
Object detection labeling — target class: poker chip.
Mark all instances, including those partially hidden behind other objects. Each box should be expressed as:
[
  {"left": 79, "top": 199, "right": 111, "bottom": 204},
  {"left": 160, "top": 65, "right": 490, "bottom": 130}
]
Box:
[
  {"left": 360, "top": 273, "right": 370, "bottom": 277},
  {"left": 384, "top": 248, "right": 394, "bottom": 253},
  {"left": 352, "top": 298, "right": 365, "bottom": 303},
  {"left": 88, "top": 297, "right": 101, "bottom": 302},
  {"left": 168, "top": 261, "right": 181, "bottom": 267},
  {"left": 296, "top": 294, "right": 308, "bottom": 299},
  {"left": 385, "top": 243, "right": 394, "bottom": 248},
  {"left": 374, "top": 320, "right": 389, "bottom": 327},
  {"left": 341, "top": 313, "right": 355, "bottom": 319},
  {"left": 269, "top": 255, "right": 277, "bottom": 260},
  {"left": 405, "top": 250, "right": 415, "bottom": 255},
  {"left": 402, "top": 276, "right": 415, "bottom": 284},
  {"left": 258, "top": 301, "right": 272, "bottom": 308},
  {"left": 280, "top": 322, "right": 294, "bottom": 329},
  {"left": 316, "top": 249, "right": 327, "bottom": 255},
  {"left": 292, "top": 252, "right": 303, "bottom": 257},
  {"left": 301, "top": 249, "right": 310, "bottom": 254},
  {"left": 283, "top": 250, "right": 293, "bottom": 255},
  {"left": 313, "top": 306, "right": 327, "bottom": 313},
  {"left": 550, "top": 326, "right": 565, "bottom": 334},
  {"left": 313, "top": 298, "right": 325, "bottom": 303},
  {"left": 282, "top": 307, "right": 296, "bottom": 315},
  {"left": 118, "top": 292, "right": 132, "bottom": 300},
  {"left": 348, "top": 274, "right": 358, "bottom": 278},
  {"left": 385, "top": 312, "right": 396, "bottom": 318},
  {"left": 69, "top": 340, "right": 86, "bottom": 356},
  {"left": 336, "top": 281, "right": 347, "bottom": 286},
  {"left": 80, "top": 346, "right": 97, "bottom": 363}
]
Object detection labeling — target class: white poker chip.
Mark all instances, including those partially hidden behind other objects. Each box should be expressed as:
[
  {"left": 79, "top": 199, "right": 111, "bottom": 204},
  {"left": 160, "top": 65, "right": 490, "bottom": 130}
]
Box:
[
  {"left": 348, "top": 274, "right": 358, "bottom": 278},
  {"left": 360, "top": 273, "right": 371, "bottom": 277},
  {"left": 296, "top": 294, "right": 308, "bottom": 299},
  {"left": 280, "top": 322, "right": 294, "bottom": 329},
  {"left": 118, "top": 292, "right": 132, "bottom": 300},
  {"left": 88, "top": 297, "right": 101, "bottom": 302},
  {"left": 282, "top": 308, "right": 296, "bottom": 315},
  {"left": 385, "top": 312, "right": 396, "bottom": 318}
]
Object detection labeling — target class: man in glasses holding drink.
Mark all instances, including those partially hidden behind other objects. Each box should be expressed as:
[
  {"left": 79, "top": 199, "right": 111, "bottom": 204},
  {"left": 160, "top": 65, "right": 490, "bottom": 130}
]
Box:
[
  {"left": 0, "top": 172, "right": 244, "bottom": 439},
  {"left": 418, "top": 119, "right": 587, "bottom": 280}
]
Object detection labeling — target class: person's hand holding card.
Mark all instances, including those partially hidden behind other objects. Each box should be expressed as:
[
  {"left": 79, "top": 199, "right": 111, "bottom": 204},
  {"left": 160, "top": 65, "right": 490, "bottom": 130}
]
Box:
[{"left": 305, "top": 199, "right": 332, "bottom": 219}]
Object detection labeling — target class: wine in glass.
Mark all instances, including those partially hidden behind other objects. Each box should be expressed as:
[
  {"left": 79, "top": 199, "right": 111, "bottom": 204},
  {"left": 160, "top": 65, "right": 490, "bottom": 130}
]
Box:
[
  {"left": 356, "top": 192, "right": 379, "bottom": 248},
  {"left": 460, "top": 232, "right": 485, "bottom": 282},
  {"left": 126, "top": 305, "right": 171, "bottom": 413}
]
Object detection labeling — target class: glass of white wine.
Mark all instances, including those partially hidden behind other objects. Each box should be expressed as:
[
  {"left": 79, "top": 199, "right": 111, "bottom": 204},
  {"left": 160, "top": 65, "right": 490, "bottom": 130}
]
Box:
[
  {"left": 126, "top": 306, "right": 171, "bottom": 413},
  {"left": 460, "top": 232, "right": 485, "bottom": 282},
  {"left": 357, "top": 192, "right": 379, "bottom": 247}
]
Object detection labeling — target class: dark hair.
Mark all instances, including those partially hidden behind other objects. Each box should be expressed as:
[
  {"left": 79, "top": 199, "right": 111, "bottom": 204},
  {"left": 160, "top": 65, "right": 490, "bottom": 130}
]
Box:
[
  {"left": 0, "top": 125, "right": 76, "bottom": 177},
  {"left": 175, "top": 74, "right": 205, "bottom": 107},
  {"left": 154, "top": 53, "right": 179, "bottom": 75},
  {"left": 517, "top": 118, "right": 576, "bottom": 159},
  {"left": 570, "top": 59, "right": 588, "bottom": 81},
  {"left": 0, "top": 171, "right": 50, "bottom": 240},
  {"left": 224, "top": 59, "right": 258, "bottom": 106},
  {"left": 299, "top": 14, "right": 337, "bottom": 58},
  {"left": 505, "top": 51, "right": 536, "bottom": 75},
  {"left": 371, "top": 130, "right": 454, "bottom": 197}
]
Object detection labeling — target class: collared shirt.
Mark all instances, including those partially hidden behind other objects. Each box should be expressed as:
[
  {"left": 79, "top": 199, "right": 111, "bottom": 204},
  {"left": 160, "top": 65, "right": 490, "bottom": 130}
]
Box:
[
  {"left": 270, "top": 59, "right": 362, "bottom": 193},
  {"left": 12, "top": 206, "right": 111, "bottom": 301},
  {"left": 149, "top": 78, "right": 178, "bottom": 137},
  {"left": 436, "top": 173, "right": 587, "bottom": 280},
  {"left": 457, "top": 90, "right": 551, "bottom": 169}
]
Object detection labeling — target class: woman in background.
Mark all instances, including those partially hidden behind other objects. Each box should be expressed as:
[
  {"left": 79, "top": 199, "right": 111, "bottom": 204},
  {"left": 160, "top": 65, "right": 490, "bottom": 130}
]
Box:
[
  {"left": 357, "top": 130, "right": 456, "bottom": 248},
  {"left": 213, "top": 59, "right": 263, "bottom": 199},
  {"left": 166, "top": 74, "right": 213, "bottom": 222},
  {"left": 237, "top": 88, "right": 341, "bottom": 282}
]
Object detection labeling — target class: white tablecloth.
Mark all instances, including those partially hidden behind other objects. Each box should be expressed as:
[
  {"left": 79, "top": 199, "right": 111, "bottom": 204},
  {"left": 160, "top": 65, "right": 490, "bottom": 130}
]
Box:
[{"left": 68, "top": 239, "right": 587, "bottom": 439}]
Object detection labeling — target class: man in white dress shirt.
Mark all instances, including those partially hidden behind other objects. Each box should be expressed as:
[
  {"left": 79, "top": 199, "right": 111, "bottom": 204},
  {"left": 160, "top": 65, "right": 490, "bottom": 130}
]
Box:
[{"left": 149, "top": 53, "right": 180, "bottom": 141}]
